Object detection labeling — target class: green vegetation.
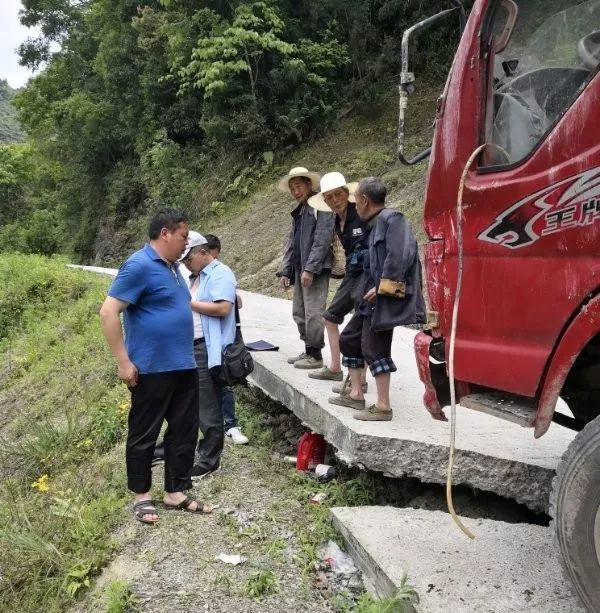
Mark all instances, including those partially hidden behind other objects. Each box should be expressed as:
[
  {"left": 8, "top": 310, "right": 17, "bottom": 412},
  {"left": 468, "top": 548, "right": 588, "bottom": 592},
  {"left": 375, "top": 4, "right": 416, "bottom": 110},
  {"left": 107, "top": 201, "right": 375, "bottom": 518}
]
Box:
[
  {"left": 103, "top": 579, "right": 140, "bottom": 613},
  {"left": 353, "top": 576, "right": 419, "bottom": 613},
  {"left": 243, "top": 569, "right": 281, "bottom": 598},
  {"left": 0, "top": 80, "right": 23, "bottom": 144},
  {"left": 0, "top": 255, "right": 129, "bottom": 612},
  {"left": 4, "top": 0, "right": 460, "bottom": 262}
]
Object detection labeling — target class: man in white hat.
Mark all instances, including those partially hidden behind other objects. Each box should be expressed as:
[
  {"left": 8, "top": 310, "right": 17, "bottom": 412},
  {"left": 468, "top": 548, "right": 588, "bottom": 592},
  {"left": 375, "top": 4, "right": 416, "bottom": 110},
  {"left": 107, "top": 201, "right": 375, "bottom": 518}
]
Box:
[
  {"left": 277, "top": 166, "right": 335, "bottom": 369},
  {"left": 307, "top": 172, "right": 370, "bottom": 394}
]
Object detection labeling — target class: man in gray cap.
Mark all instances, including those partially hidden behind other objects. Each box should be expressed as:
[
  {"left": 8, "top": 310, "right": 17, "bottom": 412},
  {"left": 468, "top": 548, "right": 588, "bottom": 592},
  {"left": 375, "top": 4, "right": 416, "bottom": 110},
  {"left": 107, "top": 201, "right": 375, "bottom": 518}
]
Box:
[{"left": 276, "top": 166, "right": 335, "bottom": 369}]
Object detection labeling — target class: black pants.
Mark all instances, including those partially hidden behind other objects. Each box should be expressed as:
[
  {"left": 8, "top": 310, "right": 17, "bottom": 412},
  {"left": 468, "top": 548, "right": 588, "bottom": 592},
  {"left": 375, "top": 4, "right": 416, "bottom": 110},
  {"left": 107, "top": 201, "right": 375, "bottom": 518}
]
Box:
[
  {"left": 194, "top": 341, "right": 224, "bottom": 473},
  {"left": 339, "top": 312, "right": 397, "bottom": 376},
  {"left": 127, "top": 369, "right": 199, "bottom": 493}
]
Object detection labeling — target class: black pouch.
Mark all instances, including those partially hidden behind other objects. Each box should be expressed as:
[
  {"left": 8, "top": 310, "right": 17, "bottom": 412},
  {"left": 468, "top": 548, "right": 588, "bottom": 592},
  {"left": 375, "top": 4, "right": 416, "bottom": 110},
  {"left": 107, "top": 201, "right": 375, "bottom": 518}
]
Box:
[{"left": 220, "top": 305, "right": 255, "bottom": 385}]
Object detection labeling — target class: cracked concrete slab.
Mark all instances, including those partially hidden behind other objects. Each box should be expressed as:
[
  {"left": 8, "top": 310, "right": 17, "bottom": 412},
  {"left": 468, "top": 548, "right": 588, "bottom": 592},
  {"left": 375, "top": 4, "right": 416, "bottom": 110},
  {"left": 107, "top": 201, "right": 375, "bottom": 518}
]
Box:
[
  {"left": 330, "top": 506, "right": 583, "bottom": 613},
  {"left": 237, "top": 291, "right": 576, "bottom": 512},
  {"left": 71, "top": 264, "right": 577, "bottom": 512}
]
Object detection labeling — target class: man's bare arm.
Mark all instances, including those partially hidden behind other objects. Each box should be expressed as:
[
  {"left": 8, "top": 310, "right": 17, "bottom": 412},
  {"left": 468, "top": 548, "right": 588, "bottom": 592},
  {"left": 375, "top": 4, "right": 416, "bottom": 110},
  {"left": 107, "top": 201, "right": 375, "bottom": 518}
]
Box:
[{"left": 99, "top": 296, "right": 139, "bottom": 386}]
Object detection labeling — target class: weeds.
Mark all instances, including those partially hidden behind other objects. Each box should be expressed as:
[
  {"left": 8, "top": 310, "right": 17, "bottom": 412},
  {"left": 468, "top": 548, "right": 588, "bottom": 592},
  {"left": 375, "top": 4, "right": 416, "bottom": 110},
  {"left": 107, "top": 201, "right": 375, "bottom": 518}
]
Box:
[
  {"left": 354, "top": 576, "right": 419, "bottom": 612},
  {"left": 243, "top": 569, "right": 280, "bottom": 598},
  {"left": 103, "top": 579, "right": 139, "bottom": 613}
]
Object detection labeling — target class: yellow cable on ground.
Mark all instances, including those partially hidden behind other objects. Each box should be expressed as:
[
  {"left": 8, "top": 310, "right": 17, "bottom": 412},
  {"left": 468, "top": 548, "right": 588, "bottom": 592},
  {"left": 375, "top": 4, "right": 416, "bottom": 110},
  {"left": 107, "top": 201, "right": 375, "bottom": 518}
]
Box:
[{"left": 446, "top": 144, "right": 487, "bottom": 540}]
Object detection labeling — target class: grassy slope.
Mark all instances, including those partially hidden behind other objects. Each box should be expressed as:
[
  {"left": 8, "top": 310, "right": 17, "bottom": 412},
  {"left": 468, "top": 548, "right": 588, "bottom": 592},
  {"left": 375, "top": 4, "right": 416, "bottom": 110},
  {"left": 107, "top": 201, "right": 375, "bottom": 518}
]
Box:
[
  {"left": 0, "top": 256, "right": 129, "bottom": 612},
  {"left": 204, "top": 84, "right": 439, "bottom": 297}
]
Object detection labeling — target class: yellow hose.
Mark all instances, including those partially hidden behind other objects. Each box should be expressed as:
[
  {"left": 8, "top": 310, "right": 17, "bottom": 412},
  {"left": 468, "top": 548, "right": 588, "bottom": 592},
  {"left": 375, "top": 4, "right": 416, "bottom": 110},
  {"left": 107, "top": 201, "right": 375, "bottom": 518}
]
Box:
[{"left": 446, "top": 144, "right": 487, "bottom": 540}]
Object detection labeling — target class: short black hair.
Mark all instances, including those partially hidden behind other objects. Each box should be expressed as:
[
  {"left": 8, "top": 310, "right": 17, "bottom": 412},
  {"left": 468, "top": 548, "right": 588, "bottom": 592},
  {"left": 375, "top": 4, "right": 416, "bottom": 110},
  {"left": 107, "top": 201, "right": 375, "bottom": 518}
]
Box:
[
  {"left": 204, "top": 234, "right": 221, "bottom": 252},
  {"left": 358, "top": 177, "right": 387, "bottom": 205},
  {"left": 148, "top": 208, "right": 188, "bottom": 240}
]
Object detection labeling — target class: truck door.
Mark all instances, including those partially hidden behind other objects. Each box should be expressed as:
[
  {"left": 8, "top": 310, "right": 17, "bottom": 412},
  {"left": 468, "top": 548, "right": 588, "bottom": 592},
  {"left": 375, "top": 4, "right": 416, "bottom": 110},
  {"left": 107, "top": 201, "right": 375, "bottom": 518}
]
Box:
[{"left": 452, "top": 0, "right": 600, "bottom": 396}]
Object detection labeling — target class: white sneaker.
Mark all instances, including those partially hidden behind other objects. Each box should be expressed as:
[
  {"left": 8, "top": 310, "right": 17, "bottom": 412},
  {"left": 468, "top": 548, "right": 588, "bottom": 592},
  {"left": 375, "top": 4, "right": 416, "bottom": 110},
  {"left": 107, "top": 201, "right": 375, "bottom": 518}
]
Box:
[{"left": 226, "top": 427, "right": 249, "bottom": 445}]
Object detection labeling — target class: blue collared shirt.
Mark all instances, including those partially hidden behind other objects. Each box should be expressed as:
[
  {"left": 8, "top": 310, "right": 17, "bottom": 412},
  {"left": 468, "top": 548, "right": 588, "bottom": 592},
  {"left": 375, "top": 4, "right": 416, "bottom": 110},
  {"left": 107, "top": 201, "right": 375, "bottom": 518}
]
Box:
[
  {"left": 108, "top": 243, "right": 196, "bottom": 374},
  {"left": 191, "top": 259, "right": 237, "bottom": 369}
]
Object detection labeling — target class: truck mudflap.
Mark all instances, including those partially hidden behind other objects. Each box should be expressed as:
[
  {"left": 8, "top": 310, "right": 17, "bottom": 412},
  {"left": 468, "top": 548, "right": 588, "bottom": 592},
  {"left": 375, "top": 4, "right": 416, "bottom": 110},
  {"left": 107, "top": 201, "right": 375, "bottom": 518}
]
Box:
[{"left": 414, "top": 332, "right": 448, "bottom": 421}]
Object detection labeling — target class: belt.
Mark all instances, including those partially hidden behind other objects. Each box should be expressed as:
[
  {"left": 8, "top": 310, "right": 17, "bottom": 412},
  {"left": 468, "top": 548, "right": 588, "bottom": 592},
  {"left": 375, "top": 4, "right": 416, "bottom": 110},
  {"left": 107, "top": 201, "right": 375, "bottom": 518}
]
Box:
[{"left": 193, "top": 337, "right": 205, "bottom": 345}]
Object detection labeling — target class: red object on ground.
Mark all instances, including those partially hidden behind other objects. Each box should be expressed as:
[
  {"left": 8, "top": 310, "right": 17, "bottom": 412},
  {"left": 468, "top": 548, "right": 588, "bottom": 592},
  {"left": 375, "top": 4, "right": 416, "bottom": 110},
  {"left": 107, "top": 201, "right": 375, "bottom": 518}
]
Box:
[{"left": 295, "top": 433, "right": 326, "bottom": 471}]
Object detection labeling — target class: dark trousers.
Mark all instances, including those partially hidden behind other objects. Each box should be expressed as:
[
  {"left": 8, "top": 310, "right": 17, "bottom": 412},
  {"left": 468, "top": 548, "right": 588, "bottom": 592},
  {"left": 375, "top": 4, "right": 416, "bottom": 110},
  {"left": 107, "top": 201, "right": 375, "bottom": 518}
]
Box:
[
  {"left": 195, "top": 341, "right": 224, "bottom": 472},
  {"left": 339, "top": 312, "right": 397, "bottom": 376},
  {"left": 127, "top": 369, "right": 199, "bottom": 494},
  {"left": 222, "top": 385, "right": 237, "bottom": 431}
]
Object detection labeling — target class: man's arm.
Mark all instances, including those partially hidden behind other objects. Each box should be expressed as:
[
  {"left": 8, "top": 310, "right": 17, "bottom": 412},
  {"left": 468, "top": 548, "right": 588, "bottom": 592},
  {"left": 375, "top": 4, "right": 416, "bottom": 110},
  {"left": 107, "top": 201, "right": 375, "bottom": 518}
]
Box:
[
  {"left": 379, "top": 214, "right": 417, "bottom": 297},
  {"left": 304, "top": 211, "right": 335, "bottom": 276},
  {"left": 191, "top": 300, "right": 232, "bottom": 317},
  {"left": 99, "top": 296, "right": 139, "bottom": 386},
  {"left": 278, "top": 224, "right": 295, "bottom": 280}
]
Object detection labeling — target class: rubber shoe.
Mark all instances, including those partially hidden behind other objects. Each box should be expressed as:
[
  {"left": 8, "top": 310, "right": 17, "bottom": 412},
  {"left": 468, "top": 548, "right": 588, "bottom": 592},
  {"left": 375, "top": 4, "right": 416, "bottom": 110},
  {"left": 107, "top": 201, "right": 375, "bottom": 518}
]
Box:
[
  {"left": 294, "top": 356, "right": 323, "bottom": 370},
  {"left": 226, "top": 427, "right": 249, "bottom": 445},
  {"left": 190, "top": 465, "right": 220, "bottom": 481},
  {"left": 332, "top": 380, "right": 368, "bottom": 394},
  {"left": 328, "top": 395, "right": 366, "bottom": 411},
  {"left": 353, "top": 405, "right": 393, "bottom": 421},
  {"left": 308, "top": 367, "right": 344, "bottom": 381},
  {"left": 287, "top": 352, "right": 308, "bottom": 364}
]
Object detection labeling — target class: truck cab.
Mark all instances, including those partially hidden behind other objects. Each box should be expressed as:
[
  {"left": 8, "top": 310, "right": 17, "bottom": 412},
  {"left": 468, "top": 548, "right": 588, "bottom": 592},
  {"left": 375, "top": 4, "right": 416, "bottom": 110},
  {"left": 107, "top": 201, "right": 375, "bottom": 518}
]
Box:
[{"left": 403, "top": 1, "right": 600, "bottom": 609}]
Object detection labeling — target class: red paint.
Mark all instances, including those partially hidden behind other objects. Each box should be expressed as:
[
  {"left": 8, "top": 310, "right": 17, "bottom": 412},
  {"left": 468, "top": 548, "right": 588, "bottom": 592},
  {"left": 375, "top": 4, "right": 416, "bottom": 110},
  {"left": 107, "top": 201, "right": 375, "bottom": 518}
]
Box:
[
  {"left": 414, "top": 0, "right": 600, "bottom": 434},
  {"left": 534, "top": 294, "right": 600, "bottom": 437},
  {"left": 414, "top": 332, "right": 447, "bottom": 421}
]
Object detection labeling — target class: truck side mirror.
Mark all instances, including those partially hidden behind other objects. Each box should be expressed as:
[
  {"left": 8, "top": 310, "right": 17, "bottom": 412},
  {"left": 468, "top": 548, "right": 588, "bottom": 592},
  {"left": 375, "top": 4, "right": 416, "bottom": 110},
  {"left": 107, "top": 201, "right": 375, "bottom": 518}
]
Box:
[{"left": 398, "top": 2, "right": 466, "bottom": 166}]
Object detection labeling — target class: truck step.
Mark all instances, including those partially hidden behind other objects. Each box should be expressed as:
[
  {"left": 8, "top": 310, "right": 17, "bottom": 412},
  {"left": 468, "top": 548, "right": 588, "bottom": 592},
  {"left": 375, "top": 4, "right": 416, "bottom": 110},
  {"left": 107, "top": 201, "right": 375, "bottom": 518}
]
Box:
[{"left": 460, "top": 392, "right": 536, "bottom": 427}]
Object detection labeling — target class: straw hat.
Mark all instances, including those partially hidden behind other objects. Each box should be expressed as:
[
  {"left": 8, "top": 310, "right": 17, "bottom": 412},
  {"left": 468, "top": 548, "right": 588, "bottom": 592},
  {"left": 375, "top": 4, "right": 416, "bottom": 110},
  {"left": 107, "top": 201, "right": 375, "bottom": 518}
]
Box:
[
  {"left": 308, "top": 172, "right": 358, "bottom": 212},
  {"left": 277, "top": 166, "right": 321, "bottom": 193}
]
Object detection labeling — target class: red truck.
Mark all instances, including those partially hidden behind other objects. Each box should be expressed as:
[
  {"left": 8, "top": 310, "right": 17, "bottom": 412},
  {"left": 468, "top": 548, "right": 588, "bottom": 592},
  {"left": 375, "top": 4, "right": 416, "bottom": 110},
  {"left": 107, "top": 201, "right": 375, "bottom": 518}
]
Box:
[{"left": 400, "top": 0, "right": 600, "bottom": 609}]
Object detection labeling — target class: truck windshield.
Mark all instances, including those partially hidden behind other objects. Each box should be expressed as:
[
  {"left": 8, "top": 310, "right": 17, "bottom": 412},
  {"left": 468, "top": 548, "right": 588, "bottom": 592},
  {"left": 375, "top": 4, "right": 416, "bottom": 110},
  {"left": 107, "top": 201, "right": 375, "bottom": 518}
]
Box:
[{"left": 482, "top": 0, "right": 600, "bottom": 167}]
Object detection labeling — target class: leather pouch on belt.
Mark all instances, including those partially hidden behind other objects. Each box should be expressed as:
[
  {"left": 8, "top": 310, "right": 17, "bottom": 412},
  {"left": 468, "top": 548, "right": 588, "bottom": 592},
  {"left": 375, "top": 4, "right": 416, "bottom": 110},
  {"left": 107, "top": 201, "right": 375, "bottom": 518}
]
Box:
[{"left": 378, "top": 278, "right": 406, "bottom": 298}]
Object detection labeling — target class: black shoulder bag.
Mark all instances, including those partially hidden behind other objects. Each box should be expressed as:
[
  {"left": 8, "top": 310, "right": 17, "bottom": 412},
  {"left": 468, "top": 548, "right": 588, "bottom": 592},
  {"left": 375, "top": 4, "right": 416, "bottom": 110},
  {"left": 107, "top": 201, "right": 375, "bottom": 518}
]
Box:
[{"left": 220, "top": 304, "right": 255, "bottom": 385}]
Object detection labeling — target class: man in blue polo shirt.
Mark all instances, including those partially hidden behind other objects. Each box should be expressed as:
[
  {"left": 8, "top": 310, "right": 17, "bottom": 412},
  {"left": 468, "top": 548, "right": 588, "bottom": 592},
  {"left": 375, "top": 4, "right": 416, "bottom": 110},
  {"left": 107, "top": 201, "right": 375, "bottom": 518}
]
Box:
[{"left": 100, "top": 209, "right": 211, "bottom": 524}]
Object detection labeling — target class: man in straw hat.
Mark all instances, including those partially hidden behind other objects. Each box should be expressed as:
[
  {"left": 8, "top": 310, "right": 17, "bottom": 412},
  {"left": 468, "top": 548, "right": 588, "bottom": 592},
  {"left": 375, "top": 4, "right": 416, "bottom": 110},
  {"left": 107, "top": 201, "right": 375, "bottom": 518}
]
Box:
[
  {"left": 277, "top": 166, "right": 335, "bottom": 369},
  {"left": 307, "top": 172, "right": 370, "bottom": 394},
  {"left": 331, "top": 177, "right": 425, "bottom": 421}
]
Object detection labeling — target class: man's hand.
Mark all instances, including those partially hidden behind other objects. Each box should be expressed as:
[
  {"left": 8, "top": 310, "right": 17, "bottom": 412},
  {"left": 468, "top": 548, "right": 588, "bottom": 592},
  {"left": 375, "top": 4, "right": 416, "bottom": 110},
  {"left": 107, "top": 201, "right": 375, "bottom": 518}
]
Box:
[
  {"left": 118, "top": 359, "right": 139, "bottom": 387},
  {"left": 279, "top": 276, "right": 291, "bottom": 291},
  {"left": 301, "top": 271, "right": 314, "bottom": 288},
  {"left": 364, "top": 287, "right": 377, "bottom": 303}
]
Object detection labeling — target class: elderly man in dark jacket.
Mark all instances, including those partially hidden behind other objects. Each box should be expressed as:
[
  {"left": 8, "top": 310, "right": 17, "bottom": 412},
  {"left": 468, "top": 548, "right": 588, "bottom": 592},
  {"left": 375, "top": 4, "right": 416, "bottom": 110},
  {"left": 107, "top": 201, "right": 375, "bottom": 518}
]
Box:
[
  {"left": 277, "top": 166, "right": 335, "bottom": 369},
  {"left": 330, "top": 177, "right": 425, "bottom": 421}
]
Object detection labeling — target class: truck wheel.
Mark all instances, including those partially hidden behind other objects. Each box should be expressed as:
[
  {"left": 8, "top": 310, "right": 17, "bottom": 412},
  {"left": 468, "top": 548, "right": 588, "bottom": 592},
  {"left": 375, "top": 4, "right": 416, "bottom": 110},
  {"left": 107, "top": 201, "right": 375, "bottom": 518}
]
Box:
[{"left": 550, "top": 414, "right": 600, "bottom": 612}]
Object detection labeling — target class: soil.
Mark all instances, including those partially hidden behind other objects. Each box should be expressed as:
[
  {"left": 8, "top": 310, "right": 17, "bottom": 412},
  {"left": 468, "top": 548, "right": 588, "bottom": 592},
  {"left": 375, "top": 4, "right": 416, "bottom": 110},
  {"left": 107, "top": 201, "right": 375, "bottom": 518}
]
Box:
[
  {"left": 72, "top": 390, "right": 548, "bottom": 612},
  {"left": 72, "top": 401, "right": 335, "bottom": 613}
]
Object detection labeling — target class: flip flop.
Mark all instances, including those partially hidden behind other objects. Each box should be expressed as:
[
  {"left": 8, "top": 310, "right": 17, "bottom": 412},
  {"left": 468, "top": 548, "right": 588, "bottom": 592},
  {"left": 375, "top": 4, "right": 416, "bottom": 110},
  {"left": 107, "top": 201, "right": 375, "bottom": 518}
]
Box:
[
  {"left": 133, "top": 500, "right": 159, "bottom": 524},
  {"left": 163, "top": 495, "right": 216, "bottom": 514}
]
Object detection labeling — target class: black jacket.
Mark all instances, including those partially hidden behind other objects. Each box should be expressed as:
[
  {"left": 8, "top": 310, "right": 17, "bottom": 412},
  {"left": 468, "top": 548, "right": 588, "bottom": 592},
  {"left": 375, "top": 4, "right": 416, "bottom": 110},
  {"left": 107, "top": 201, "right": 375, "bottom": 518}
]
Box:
[{"left": 363, "top": 208, "right": 425, "bottom": 330}]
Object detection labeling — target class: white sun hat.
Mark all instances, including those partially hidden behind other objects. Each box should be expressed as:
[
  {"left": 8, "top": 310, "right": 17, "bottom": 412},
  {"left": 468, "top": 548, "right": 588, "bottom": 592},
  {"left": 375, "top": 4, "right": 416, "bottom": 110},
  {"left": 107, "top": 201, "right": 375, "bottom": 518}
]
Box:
[
  {"left": 308, "top": 172, "right": 358, "bottom": 212},
  {"left": 277, "top": 166, "right": 321, "bottom": 193},
  {"left": 179, "top": 230, "right": 208, "bottom": 261}
]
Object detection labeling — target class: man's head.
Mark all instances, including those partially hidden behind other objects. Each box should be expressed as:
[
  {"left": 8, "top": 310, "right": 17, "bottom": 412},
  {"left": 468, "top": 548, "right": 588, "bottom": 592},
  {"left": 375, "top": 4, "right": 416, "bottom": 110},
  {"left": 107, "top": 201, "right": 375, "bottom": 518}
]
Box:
[
  {"left": 204, "top": 234, "right": 221, "bottom": 258},
  {"left": 148, "top": 208, "right": 189, "bottom": 263},
  {"left": 288, "top": 177, "right": 314, "bottom": 203},
  {"left": 355, "top": 177, "right": 387, "bottom": 220},
  {"left": 320, "top": 172, "right": 353, "bottom": 216},
  {"left": 180, "top": 231, "right": 213, "bottom": 273},
  {"left": 277, "top": 166, "right": 320, "bottom": 204}
]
